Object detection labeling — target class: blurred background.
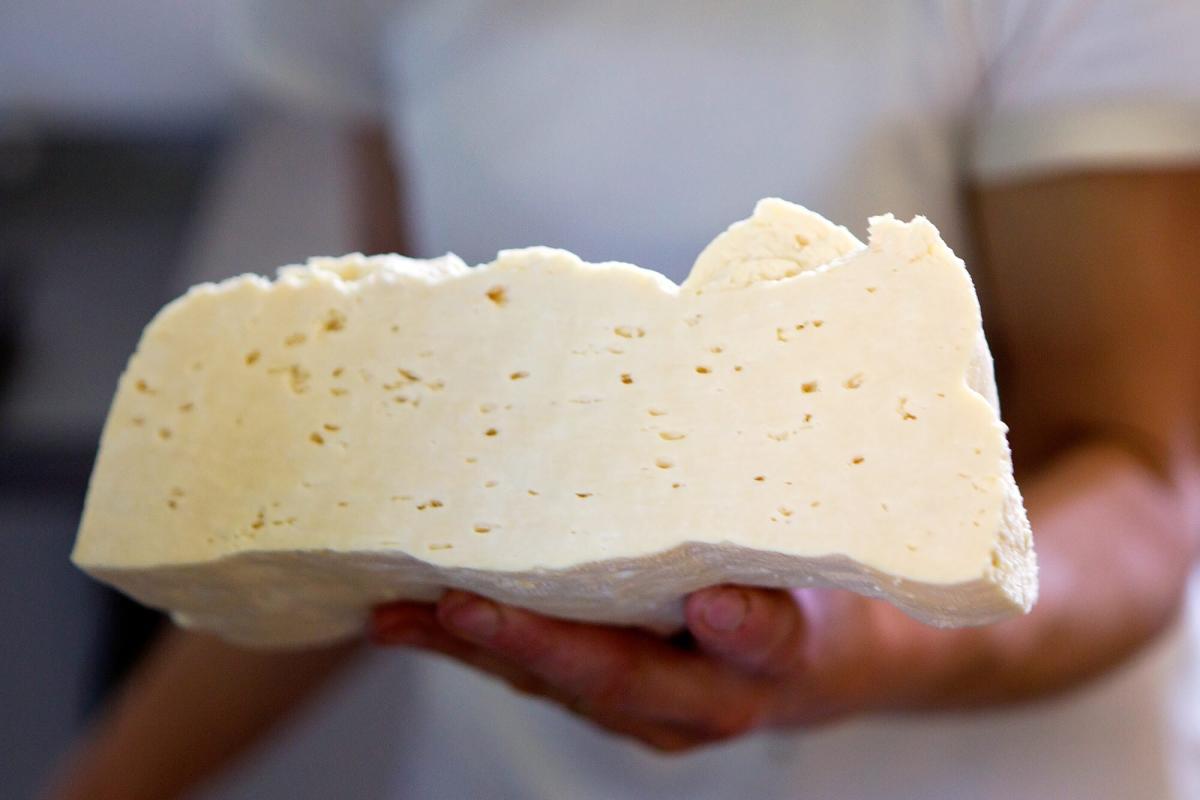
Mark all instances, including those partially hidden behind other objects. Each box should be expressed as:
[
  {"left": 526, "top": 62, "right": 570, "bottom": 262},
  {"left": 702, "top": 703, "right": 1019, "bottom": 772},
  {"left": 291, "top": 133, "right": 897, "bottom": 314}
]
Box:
[{"left": 0, "top": 3, "right": 397, "bottom": 797}]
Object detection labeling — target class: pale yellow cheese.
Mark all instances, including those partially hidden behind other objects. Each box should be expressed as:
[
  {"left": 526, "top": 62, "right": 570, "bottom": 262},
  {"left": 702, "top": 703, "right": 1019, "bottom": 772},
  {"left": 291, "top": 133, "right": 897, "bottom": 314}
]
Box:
[{"left": 73, "top": 199, "right": 1036, "bottom": 647}]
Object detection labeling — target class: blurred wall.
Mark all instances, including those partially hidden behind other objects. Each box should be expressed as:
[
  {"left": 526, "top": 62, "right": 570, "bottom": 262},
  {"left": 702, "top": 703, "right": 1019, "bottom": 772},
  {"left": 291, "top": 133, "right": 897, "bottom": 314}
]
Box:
[
  {"left": 1, "top": 0, "right": 232, "bottom": 132},
  {"left": 0, "top": 4, "right": 409, "bottom": 797},
  {"left": 0, "top": 3, "right": 232, "bottom": 796},
  {"left": 0, "top": 132, "right": 223, "bottom": 800}
]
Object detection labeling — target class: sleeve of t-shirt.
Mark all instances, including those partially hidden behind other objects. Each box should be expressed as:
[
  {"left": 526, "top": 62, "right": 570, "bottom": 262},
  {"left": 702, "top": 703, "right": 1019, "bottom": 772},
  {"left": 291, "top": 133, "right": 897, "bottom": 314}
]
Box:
[
  {"left": 970, "top": 0, "right": 1200, "bottom": 181},
  {"left": 222, "top": 0, "right": 389, "bottom": 119}
]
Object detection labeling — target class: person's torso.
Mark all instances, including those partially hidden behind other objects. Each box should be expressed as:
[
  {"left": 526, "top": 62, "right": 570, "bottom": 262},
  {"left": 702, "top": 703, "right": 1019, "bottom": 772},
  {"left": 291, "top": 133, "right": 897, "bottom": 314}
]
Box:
[
  {"left": 366, "top": 3, "right": 1194, "bottom": 797},
  {"left": 382, "top": 0, "right": 982, "bottom": 274}
]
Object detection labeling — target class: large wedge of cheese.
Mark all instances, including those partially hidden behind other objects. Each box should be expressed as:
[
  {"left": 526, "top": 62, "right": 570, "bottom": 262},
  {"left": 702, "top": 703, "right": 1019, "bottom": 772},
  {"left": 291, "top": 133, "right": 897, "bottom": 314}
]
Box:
[{"left": 73, "top": 199, "right": 1036, "bottom": 648}]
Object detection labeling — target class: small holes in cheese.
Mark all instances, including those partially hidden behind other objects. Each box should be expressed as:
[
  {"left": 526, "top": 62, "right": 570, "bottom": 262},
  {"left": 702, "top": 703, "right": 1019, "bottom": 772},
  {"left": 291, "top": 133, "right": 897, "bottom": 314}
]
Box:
[
  {"left": 486, "top": 286, "right": 508, "bottom": 305},
  {"left": 655, "top": 458, "right": 674, "bottom": 469},
  {"left": 801, "top": 381, "right": 818, "bottom": 393},
  {"left": 323, "top": 310, "right": 347, "bottom": 331},
  {"left": 614, "top": 325, "right": 644, "bottom": 338},
  {"left": 843, "top": 373, "right": 864, "bottom": 389},
  {"left": 286, "top": 365, "right": 310, "bottom": 393},
  {"left": 510, "top": 371, "right": 530, "bottom": 380}
]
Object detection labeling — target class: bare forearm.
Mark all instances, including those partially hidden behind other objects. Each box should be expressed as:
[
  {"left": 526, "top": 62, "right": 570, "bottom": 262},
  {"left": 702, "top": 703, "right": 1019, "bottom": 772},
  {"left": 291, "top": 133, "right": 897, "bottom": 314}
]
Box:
[
  {"left": 44, "top": 629, "right": 361, "bottom": 800},
  {"left": 873, "top": 441, "right": 1196, "bottom": 712},
  {"left": 918, "top": 169, "right": 1200, "bottom": 708}
]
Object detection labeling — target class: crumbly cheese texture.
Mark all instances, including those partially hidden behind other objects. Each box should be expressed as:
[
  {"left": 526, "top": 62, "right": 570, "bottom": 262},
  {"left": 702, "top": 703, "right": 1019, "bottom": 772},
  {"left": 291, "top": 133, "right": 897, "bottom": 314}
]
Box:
[{"left": 73, "top": 199, "right": 1036, "bottom": 648}]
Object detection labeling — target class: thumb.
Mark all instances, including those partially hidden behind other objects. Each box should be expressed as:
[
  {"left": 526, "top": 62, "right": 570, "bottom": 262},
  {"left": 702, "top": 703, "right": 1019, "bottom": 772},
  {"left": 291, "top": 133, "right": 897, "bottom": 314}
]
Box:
[{"left": 685, "top": 586, "right": 809, "bottom": 677}]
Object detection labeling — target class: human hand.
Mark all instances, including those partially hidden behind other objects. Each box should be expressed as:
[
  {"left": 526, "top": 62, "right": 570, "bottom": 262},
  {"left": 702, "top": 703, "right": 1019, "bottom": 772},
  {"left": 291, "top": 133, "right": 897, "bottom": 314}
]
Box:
[{"left": 371, "top": 586, "right": 939, "bottom": 753}]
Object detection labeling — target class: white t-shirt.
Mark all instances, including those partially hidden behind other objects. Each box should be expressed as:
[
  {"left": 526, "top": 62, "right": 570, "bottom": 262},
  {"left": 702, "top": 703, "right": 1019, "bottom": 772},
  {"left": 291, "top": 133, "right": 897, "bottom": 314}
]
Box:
[{"left": 224, "top": 2, "right": 1200, "bottom": 798}]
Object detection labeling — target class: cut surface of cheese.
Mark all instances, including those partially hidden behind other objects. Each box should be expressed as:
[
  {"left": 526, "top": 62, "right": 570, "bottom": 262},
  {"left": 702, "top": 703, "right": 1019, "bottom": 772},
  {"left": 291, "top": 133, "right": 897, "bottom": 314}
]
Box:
[{"left": 73, "top": 199, "right": 1036, "bottom": 647}]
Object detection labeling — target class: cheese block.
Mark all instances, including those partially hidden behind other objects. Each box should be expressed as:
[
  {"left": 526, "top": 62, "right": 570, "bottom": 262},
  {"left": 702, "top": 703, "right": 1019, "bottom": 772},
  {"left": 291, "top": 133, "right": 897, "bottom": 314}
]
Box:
[{"left": 73, "top": 199, "right": 1036, "bottom": 648}]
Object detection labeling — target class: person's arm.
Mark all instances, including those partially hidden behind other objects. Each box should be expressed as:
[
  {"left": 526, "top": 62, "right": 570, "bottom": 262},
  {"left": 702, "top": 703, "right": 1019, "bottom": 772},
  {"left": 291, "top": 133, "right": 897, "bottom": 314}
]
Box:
[
  {"left": 43, "top": 629, "right": 361, "bottom": 800},
  {"left": 883, "top": 168, "right": 1200, "bottom": 707},
  {"left": 373, "top": 169, "right": 1200, "bottom": 751}
]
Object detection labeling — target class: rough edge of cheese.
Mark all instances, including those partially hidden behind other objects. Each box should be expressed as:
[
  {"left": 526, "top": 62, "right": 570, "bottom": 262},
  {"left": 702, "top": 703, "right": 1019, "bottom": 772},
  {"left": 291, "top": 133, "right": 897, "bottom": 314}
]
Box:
[
  {"left": 89, "top": 539, "right": 1029, "bottom": 648},
  {"left": 74, "top": 199, "right": 1037, "bottom": 648}
]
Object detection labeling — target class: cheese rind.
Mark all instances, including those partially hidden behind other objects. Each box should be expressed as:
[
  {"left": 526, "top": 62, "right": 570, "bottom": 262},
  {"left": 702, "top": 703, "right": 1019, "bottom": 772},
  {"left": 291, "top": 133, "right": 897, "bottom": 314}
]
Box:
[{"left": 73, "top": 199, "right": 1036, "bottom": 647}]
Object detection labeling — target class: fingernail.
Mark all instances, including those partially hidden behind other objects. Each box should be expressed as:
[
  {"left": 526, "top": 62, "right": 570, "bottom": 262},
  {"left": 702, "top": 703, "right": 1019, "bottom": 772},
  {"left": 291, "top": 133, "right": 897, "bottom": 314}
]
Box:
[
  {"left": 702, "top": 589, "right": 747, "bottom": 632},
  {"left": 443, "top": 596, "right": 501, "bottom": 639}
]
